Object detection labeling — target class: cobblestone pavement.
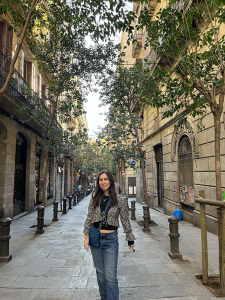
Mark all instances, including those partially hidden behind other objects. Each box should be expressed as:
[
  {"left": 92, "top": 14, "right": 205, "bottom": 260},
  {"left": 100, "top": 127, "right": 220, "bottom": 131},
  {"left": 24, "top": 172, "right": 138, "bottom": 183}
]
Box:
[{"left": 0, "top": 194, "right": 224, "bottom": 300}]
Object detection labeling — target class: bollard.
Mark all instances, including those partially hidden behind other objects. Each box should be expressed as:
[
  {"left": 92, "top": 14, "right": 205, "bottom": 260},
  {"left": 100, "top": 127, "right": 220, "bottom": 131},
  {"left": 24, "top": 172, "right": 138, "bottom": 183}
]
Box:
[
  {"left": 168, "top": 215, "right": 182, "bottom": 259},
  {"left": 35, "top": 206, "right": 45, "bottom": 234},
  {"left": 68, "top": 195, "right": 72, "bottom": 209},
  {"left": 62, "top": 197, "right": 67, "bottom": 214},
  {"left": 77, "top": 191, "right": 80, "bottom": 203},
  {"left": 0, "top": 217, "right": 12, "bottom": 262},
  {"left": 73, "top": 194, "right": 77, "bottom": 206},
  {"left": 143, "top": 205, "right": 151, "bottom": 232},
  {"left": 72, "top": 194, "right": 76, "bottom": 206},
  {"left": 131, "top": 200, "right": 136, "bottom": 220},
  {"left": 52, "top": 201, "right": 59, "bottom": 221}
]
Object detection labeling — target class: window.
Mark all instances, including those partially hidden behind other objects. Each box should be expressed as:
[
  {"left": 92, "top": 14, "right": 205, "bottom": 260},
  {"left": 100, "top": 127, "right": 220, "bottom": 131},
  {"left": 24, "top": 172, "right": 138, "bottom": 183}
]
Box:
[
  {"left": 19, "top": 49, "right": 24, "bottom": 77},
  {"left": 0, "top": 21, "right": 13, "bottom": 60},
  {"left": 38, "top": 74, "right": 42, "bottom": 98}
]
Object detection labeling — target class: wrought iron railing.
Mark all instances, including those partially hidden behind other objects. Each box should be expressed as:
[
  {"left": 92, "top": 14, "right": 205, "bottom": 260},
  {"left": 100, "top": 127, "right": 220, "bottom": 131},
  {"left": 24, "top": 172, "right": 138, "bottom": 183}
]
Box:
[{"left": 0, "top": 50, "right": 60, "bottom": 129}]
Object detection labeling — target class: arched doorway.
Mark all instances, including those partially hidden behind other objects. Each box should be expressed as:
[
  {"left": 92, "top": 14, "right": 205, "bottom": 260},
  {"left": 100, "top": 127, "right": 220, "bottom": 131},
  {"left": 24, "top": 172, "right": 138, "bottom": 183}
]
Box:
[
  {"left": 13, "top": 133, "right": 27, "bottom": 216},
  {"left": 178, "top": 135, "right": 195, "bottom": 208},
  {"left": 35, "top": 143, "right": 41, "bottom": 206}
]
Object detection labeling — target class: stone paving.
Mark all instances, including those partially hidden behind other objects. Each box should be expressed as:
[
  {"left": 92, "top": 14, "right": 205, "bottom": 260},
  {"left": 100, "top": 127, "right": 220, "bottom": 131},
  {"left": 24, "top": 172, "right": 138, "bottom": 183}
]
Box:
[{"left": 0, "top": 194, "right": 224, "bottom": 300}]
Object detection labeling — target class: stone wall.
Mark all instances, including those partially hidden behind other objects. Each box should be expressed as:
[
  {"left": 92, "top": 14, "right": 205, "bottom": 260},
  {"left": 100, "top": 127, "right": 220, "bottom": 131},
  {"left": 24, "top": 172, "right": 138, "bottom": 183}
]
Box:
[{"left": 140, "top": 105, "right": 225, "bottom": 234}]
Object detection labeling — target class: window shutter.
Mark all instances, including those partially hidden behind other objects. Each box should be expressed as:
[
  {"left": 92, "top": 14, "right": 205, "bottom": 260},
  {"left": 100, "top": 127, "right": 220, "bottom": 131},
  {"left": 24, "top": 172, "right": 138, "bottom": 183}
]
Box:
[
  {"left": 32, "top": 64, "right": 35, "bottom": 91},
  {"left": 38, "top": 74, "right": 42, "bottom": 98},
  {"left": 24, "top": 59, "right": 27, "bottom": 81},
  {"left": 19, "top": 49, "right": 24, "bottom": 77},
  {"left": 6, "top": 23, "right": 13, "bottom": 61},
  {"left": 42, "top": 84, "right": 46, "bottom": 98},
  {"left": 27, "top": 62, "right": 32, "bottom": 85},
  {"left": 0, "top": 21, "right": 6, "bottom": 53}
]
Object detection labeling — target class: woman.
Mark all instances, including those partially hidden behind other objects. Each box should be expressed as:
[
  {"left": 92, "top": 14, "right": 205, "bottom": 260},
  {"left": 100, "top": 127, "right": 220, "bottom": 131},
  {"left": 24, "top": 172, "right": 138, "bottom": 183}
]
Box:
[{"left": 84, "top": 170, "right": 135, "bottom": 300}]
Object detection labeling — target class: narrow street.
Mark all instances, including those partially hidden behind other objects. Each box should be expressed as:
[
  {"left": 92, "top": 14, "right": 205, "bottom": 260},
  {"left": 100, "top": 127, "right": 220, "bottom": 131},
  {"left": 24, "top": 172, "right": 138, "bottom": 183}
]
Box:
[{"left": 0, "top": 194, "right": 222, "bottom": 300}]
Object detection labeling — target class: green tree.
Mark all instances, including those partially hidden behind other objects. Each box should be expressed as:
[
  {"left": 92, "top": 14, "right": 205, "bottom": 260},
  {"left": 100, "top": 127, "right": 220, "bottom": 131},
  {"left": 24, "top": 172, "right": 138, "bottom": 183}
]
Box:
[
  {"left": 0, "top": 0, "right": 128, "bottom": 100},
  {"left": 99, "top": 106, "right": 140, "bottom": 195},
  {"left": 100, "top": 63, "right": 155, "bottom": 203},
  {"left": 17, "top": 0, "right": 120, "bottom": 206},
  {"left": 73, "top": 141, "right": 116, "bottom": 183}
]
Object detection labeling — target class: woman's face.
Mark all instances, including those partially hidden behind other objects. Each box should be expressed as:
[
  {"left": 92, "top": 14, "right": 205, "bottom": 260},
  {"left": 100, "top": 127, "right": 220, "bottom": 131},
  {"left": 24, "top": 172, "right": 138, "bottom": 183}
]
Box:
[{"left": 99, "top": 173, "right": 110, "bottom": 192}]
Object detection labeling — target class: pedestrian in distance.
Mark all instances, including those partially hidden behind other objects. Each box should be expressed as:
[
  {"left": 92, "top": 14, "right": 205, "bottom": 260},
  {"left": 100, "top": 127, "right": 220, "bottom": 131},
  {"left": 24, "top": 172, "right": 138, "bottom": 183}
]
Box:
[{"left": 84, "top": 170, "right": 135, "bottom": 300}]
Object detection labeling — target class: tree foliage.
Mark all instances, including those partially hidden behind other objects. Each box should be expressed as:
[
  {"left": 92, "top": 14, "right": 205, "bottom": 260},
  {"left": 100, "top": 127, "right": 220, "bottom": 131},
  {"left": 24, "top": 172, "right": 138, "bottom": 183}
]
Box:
[{"left": 99, "top": 63, "right": 155, "bottom": 202}]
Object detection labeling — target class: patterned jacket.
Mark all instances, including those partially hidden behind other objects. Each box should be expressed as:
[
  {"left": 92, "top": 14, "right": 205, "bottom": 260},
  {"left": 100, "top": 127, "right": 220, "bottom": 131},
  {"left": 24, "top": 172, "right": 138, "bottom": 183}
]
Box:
[{"left": 83, "top": 195, "right": 135, "bottom": 241}]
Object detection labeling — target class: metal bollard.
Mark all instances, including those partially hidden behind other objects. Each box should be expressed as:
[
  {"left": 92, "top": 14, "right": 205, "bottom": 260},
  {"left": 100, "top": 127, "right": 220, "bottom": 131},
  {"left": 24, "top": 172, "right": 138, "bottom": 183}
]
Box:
[
  {"left": 131, "top": 200, "right": 136, "bottom": 220},
  {"left": 143, "top": 205, "right": 151, "bottom": 232},
  {"left": 0, "top": 217, "right": 12, "bottom": 262},
  {"left": 168, "top": 215, "right": 182, "bottom": 259},
  {"left": 35, "top": 206, "right": 45, "bottom": 234},
  {"left": 62, "top": 197, "right": 67, "bottom": 214},
  {"left": 52, "top": 201, "right": 59, "bottom": 221},
  {"left": 73, "top": 194, "right": 76, "bottom": 206},
  {"left": 73, "top": 194, "right": 77, "bottom": 205},
  {"left": 68, "top": 195, "right": 72, "bottom": 209}
]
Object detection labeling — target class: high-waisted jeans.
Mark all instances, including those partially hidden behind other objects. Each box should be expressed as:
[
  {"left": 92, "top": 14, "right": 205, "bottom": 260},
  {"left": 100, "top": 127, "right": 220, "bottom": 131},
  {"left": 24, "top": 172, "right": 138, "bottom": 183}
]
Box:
[{"left": 90, "top": 230, "right": 119, "bottom": 300}]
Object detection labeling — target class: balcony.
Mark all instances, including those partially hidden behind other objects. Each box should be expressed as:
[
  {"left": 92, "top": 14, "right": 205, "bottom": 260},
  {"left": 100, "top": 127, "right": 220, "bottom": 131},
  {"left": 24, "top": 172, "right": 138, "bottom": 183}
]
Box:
[
  {"left": 144, "top": 47, "right": 159, "bottom": 71},
  {"left": 132, "top": 28, "right": 143, "bottom": 58},
  {"left": 0, "top": 50, "right": 60, "bottom": 133}
]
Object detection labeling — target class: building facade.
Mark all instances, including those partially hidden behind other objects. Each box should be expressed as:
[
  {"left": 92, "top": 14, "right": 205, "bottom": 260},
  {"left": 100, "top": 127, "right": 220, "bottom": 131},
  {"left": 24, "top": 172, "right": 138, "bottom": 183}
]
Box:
[
  {"left": 120, "top": 0, "right": 225, "bottom": 235},
  {"left": 0, "top": 15, "right": 84, "bottom": 219}
]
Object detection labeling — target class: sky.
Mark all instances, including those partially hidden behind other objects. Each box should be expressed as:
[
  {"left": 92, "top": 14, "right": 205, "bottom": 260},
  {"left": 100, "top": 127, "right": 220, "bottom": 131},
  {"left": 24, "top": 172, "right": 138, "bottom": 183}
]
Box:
[
  {"left": 83, "top": 91, "right": 109, "bottom": 140},
  {"left": 84, "top": 34, "right": 122, "bottom": 140}
]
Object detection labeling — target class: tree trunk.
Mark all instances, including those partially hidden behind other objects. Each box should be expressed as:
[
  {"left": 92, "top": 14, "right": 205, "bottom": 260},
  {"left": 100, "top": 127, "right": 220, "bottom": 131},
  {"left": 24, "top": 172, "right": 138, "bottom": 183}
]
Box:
[
  {"left": 122, "top": 167, "right": 125, "bottom": 196},
  {"left": 60, "top": 169, "right": 63, "bottom": 212},
  {"left": 41, "top": 101, "right": 57, "bottom": 206},
  {"left": 0, "top": 0, "right": 39, "bottom": 100},
  {"left": 127, "top": 102, "right": 148, "bottom": 204},
  {"left": 118, "top": 166, "right": 122, "bottom": 188},
  {"left": 41, "top": 132, "right": 53, "bottom": 207},
  {"left": 141, "top": 155, "right": 148, "bottom": 204},
  {"left": 214, "top": 112, "right": 223, "bottom": 280}
]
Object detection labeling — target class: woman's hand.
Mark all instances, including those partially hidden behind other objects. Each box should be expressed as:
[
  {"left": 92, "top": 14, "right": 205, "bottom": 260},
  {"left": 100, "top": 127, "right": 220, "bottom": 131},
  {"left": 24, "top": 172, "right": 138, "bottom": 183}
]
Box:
[
  {"left": 128, "top": 243, "right": 135, "bottom": 250},
  {"left": 84, "top": 235, "right": 89, "bottom": 251}
]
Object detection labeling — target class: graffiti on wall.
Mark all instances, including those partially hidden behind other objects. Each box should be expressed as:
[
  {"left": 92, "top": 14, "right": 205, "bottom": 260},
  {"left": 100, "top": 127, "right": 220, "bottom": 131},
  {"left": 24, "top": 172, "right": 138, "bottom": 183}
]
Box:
[{"left": 179, "top": 185, "right": 195, "bottom": 205}]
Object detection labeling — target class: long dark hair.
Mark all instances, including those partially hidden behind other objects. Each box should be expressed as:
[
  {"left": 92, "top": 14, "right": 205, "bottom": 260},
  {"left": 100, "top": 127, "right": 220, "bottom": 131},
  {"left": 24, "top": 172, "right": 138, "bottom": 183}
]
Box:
[{"left": 92, "top": 170, "right": 118, "bottom": 208}]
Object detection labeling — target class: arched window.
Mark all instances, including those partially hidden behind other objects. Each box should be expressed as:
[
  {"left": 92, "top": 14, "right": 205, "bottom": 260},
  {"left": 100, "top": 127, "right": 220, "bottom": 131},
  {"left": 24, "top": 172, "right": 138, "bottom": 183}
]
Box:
[{"left": 178, "top": 135, "right": 195, "bottom": 207}]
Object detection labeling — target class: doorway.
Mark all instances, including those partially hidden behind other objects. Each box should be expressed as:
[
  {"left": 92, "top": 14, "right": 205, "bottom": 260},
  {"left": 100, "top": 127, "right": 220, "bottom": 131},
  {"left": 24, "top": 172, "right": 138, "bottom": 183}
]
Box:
[
  {"left": 128, "top": 177, "right": 136, "bottom": 197},
  {"left": 13, "top": 133, "right": 27, "bottom": 216},
  {"left": 155, "top": 144, "right": 163, "bottom": 207}
]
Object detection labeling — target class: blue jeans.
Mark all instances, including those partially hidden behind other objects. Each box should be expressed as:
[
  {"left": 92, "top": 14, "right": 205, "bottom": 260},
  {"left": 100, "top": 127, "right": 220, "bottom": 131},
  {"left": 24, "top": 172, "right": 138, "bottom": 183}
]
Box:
[{"left": 90, "top": 231, "right": 119, "bottom": 300}]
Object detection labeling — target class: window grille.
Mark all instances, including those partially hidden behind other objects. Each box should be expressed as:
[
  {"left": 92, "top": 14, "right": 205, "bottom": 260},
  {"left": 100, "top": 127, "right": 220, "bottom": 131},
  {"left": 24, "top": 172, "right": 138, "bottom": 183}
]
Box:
[{"left": 178, "top": 136, "right": 192, "bottom": 155}]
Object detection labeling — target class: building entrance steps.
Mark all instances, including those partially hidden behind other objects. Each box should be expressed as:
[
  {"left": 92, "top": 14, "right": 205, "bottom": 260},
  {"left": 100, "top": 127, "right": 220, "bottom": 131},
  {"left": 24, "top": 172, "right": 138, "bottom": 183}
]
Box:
[{"left": 0, "top": 194, "right": 223, "bottom": 300}]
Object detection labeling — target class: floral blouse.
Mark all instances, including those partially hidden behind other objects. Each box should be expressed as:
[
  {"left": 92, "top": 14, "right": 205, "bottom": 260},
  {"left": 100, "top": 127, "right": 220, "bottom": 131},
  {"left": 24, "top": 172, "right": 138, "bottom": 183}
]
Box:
[{"left": 83, "top": 194, "right": 135, "bottom": 241}]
